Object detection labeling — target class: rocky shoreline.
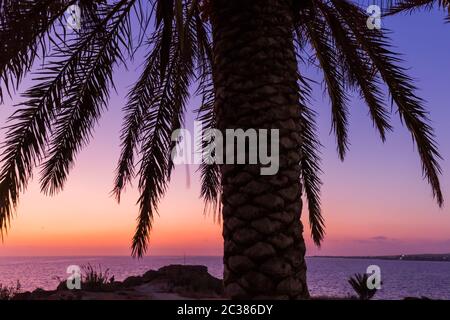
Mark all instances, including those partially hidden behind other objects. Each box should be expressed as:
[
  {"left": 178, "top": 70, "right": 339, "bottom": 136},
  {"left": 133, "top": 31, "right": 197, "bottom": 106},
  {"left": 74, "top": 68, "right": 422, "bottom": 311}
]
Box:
[{"left": 13, "top": 265, "right": 224, "bottom": 300}]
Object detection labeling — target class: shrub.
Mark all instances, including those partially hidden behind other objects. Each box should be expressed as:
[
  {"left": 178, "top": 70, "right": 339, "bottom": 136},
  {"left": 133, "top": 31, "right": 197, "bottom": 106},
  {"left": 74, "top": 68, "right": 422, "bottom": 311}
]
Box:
[
  {"left": 0, "top": 281, "right": 21, "bottom": 300},
  {"left": 348, "top": 273, "right": 379, "bottom": 300},
  {"left": 81, "top": 264, "right": 114, "bottom": 291}
]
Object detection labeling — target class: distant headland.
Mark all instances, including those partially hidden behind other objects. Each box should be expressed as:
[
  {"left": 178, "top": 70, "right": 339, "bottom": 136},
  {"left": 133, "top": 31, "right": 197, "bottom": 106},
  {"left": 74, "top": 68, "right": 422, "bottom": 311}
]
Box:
[{"left": 313, "top": 254, "right": 450, "bottom": 262}]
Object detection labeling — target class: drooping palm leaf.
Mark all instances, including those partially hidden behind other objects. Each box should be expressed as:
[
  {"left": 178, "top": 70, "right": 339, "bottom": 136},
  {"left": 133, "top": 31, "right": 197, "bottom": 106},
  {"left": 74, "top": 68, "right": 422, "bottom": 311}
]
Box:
[
  {"left": 196, "top": 69, "right": 221, "bottom": 219},
  {"left": 303, "top": 8, "right": 351, "bottom": 161},
  {"left": 0, "top": 0, "right": 134, "bottom": 236},
  {"left": 0, "top": 0, "right": 75, "bottom": 102},
  {"left": 297, "top": 74, "right": 325, "bottom": 246},
  {"left": 40, "top": 0, "right": 136, "bottom": 195},
  {"left": 386, "top": 0, "right": 448, "bottom": 14},
  {"left": 316, "top": 1, "right": 393, "bottom": 141},
  {"left": 333, "top": 0, "right": 443, "bottom": 206},
  {"left": 113, "top": 37, "right": 162, "bottom": 202},
  {"left": 132, "top": 14, "right": 196, "bottom": 257}
]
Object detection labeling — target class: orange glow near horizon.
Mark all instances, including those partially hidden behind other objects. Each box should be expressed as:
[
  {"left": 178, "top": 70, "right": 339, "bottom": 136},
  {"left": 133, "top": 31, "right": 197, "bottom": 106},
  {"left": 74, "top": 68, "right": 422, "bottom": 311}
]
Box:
[{"left": 2, "top": 154, "right": 450, "bottom": 257}]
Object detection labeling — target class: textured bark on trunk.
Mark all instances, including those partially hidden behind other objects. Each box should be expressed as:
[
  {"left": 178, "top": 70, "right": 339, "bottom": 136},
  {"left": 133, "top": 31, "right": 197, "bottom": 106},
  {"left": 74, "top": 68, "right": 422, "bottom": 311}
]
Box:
[{"left": 211, "top": 0, "right": 309, "bottom": 299}]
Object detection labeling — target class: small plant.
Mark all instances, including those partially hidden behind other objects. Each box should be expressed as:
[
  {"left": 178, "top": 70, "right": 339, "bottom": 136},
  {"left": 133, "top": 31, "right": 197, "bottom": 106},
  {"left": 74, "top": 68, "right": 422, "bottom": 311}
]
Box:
[
  {"left": 81, "top": 264, "right": 114, "bottom": 291},
  {"left": 348, "top": 273, "right": 378, "bottom": 300},
  {"left": 0, "top": 281, "right": 21, "bottom": 300}
]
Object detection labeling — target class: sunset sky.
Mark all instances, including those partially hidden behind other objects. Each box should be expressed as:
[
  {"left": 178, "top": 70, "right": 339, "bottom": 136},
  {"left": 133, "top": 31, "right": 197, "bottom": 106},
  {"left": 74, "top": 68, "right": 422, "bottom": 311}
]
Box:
[{"left": 0, "top": 10, "right": 449, "bottom": 257}]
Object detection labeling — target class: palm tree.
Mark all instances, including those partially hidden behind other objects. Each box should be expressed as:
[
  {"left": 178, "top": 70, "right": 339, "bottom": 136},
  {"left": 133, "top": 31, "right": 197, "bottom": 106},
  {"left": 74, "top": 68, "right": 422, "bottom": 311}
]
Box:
[{"left": 0, "top": 0, "right": 443, "bottom": 299}]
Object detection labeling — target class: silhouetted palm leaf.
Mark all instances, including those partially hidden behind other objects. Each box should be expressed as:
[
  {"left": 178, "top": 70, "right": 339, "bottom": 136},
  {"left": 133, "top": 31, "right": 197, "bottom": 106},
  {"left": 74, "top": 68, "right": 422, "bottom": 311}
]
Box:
[
  {"left": 333, "top": 0, "right": 443, "bottom": 206},
  {"left": 386, "top": 0, "right": 450, "bottom": 18},
  {"left": 297, "top": 75, "right": 325, "bottom": 246}
]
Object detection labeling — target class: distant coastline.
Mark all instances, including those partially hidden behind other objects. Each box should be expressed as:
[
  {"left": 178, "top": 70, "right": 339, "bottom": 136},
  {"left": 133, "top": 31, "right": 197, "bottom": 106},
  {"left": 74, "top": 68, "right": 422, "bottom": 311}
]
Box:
[{"left": 313, "top": 254, "right": 450, "bottom": 262}]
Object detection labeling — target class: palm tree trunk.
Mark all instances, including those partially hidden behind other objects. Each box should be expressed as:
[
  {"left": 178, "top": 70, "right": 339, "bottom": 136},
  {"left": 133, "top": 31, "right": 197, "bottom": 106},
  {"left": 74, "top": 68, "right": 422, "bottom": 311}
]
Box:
[{"left": 211, "top": 0, "right": 308, "bottom": 299}]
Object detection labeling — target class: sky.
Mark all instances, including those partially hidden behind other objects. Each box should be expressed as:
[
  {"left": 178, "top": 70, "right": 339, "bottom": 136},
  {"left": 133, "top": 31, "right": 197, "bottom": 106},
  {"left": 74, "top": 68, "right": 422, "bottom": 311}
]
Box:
[{"left": 0, "top": 9, "right": 450, "bottom": 257}]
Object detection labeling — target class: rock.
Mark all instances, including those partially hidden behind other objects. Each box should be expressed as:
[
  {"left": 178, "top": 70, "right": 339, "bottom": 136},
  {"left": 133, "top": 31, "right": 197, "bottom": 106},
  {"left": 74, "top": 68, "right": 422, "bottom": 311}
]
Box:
[
  {"left": 154, "top": 265, "right": 224, "bottom": 298},
  {"left": 12, "top": 265, "right": 224, "bottom": 300},
  {"left": 123, "top": 276, "right": 144, "bottom": 288},
  {"left": 14, "top": 288, "right": 62, "bottom": 300},
  {"left": 12, "top": 292, "right": 31, "bottom": 300},
  {"left": 56, "top": 281, "right": 68, "bottom": 291},
  {"left": 158, "top": 264, "right": 208, "bottom": 275},
  {"left": 103, "top": 281, "right": 124, "bottom": 292},
  {"left": 142, "top": 270, "right": 158, "bottom": 282}
]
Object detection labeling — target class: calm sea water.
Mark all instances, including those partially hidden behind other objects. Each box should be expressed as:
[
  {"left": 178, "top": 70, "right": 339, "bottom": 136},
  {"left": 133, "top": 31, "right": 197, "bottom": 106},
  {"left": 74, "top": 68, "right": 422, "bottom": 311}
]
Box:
[{"left": 1, "top": 256, "right": 449, "bottom": 299}]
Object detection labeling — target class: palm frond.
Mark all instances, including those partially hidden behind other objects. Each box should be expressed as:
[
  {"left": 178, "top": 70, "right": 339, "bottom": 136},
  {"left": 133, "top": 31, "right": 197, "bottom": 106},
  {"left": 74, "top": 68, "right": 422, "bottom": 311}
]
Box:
[
  {"left": 132, "top": 17, "right": 195, "bottom": 257},
  {"left": 303, "top": 10, "right": 350, "bottom": 160},
  {"left": 113, "top": 39, "right": 162, "bottom": 202},
  {"left": 196, "top": 69, "right": 221, "bottom": 219},
  {"left": 0, "top": 0, "right": 134, "bottom": 235},
  {"left": 297, "top": 75, "right": 325, "bottom": 246},
  {"left": 316, "top": 1, "right": 392, "bottom": 141},
  {"left": 40, "top": 0, "right": 137, "bottom": 195},
  {"left": 0, "top": 0, "right": 77, "bottom": 102},
  {"left": 155, "top": 0, "right": 174, "bottom": 78},
  {"left": 386, "top": 0, "right": 450, "bottom": 22},
  {"left": 386, "top": 0, "right": 442, "bottom": 15},
  {"left": 333, "top": 0, "right": 443, "bottom": 206}
]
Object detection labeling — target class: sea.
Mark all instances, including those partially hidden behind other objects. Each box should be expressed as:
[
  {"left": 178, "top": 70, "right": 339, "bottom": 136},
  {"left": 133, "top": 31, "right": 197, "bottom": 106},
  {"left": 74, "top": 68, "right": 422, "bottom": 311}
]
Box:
[{"left": 1, "top": 256, "right": 450, "bottom": 299}]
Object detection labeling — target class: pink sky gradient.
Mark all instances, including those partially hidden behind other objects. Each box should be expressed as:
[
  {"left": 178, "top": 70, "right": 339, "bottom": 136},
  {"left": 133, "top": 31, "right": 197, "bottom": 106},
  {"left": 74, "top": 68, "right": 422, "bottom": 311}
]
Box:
[{"left": 1, "top": 11, "right": 450, "bottom": 257}]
